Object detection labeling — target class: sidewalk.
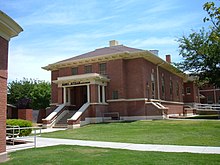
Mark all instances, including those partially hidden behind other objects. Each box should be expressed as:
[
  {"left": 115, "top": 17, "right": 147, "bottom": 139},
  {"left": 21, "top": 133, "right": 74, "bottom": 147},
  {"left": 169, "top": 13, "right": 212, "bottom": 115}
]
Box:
[{"left": 6, "top": 136, "right": 220, "bottom": 154}]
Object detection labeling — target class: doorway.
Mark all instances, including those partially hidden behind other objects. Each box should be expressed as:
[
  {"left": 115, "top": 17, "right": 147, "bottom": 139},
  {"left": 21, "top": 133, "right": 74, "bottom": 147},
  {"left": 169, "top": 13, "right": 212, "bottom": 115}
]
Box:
[{"left": 70, "top": 86, "right": 87, "bottom": 109}]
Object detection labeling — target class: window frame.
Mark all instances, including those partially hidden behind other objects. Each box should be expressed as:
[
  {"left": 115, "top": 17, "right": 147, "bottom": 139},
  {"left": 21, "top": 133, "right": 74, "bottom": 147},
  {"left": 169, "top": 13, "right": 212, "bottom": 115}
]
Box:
[
  {"left": 72, "top": 67, "right": 78, "bottom": 75},
  {"left": 99, "top": 63, "right": 107, "bottom": 75},
  {"left": 186, "top": 87, "right": 191, "bottom": 95},
  {"left": 84, "top": 65, "right": 92, "bottom": 74}
]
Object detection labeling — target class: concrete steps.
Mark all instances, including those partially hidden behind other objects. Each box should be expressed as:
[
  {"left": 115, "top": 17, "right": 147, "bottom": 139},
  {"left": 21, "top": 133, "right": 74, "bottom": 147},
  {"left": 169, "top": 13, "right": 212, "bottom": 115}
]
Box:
[{"left": 53, "top": 110, "right": 76, "bottom": 128}]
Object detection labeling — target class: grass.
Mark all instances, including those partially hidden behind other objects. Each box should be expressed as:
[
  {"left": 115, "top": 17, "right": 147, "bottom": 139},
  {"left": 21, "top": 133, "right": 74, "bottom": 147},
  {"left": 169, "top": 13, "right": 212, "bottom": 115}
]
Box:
[
  {"left": 3, "top": 145, "right": 220, "bottom": 165},
  {"left": 41, "top": 120, "right": 220, "bottom": 146}
]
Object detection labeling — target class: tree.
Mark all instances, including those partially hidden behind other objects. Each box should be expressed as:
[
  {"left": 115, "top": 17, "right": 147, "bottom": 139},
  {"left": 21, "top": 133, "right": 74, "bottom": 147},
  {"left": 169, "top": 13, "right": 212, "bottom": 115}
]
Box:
[
  {"left": 176, "top": 1, "right": 220, "bottom": 87},
  {"left": 7, "top": 78, "right": 51, "bottom": 109}
]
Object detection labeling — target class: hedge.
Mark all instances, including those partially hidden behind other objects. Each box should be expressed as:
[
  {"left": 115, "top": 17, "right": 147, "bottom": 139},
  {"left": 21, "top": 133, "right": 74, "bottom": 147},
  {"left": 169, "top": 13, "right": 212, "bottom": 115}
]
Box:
[{"left": 6, "top": 119, "right": 32, "bottom": 136}]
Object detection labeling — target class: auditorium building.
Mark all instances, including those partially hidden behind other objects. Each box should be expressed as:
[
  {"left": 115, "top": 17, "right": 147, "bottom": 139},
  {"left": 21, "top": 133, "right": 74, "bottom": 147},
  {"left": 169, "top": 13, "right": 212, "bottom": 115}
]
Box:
[{"left": 43, "top": 40, "right": 186, "bottom": 128}]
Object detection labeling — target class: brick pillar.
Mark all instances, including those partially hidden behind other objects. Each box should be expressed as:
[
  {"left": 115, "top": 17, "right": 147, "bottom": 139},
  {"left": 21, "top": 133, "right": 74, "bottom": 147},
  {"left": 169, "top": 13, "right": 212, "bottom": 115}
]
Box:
[
  {"left": 90, "top": 84, "right": 98, "bottom": 103},
  {"left": 0, "top": 11, "right": 23, "bottom": 163},
  {"left": 18, "top": 109, "right": 33, "bottom": 122},
  {"left": 0, "top": 37, "right": 8, "bottom": 162}
]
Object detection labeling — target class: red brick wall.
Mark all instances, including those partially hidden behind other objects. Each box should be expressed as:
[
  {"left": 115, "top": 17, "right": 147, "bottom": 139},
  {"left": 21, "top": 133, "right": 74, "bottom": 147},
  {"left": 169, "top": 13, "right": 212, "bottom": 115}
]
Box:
[
  {"left": 200, "top": 84, "right": 220, "bottom": 104},
  {"left": 158, "top": 67, "right": 183, "bottom": 102},
  {"left": 51, "top": 70, "right": 59, "bottom": 104},
  {"left": 127, "top": 100, "right": 146, "bottom": 116},
  {"left": 18, "top": 109, "right": 33, "bottom": 122},
  {"left": 90, "top": 84, "right": 97, "bottom": 103},
  {"left": 125, "top": 58, "right": 146, "bottom": 99},
  {"left": 0, "top": 36, "right": 8, "bottom": 154},
  {"left": 108, "top": 101, "right": 128, "bottom": 116},
  {"left": 107, "top": 59, "right": 126, "bottom": 99},
  {"left": 183, "top": 81, "right": 199, "bottom": 103},
  {"left": 162, "top": 103, "right": 183, "bottom": 115},
  {"left": 145, "top": 104, "right": 164, "bottom": 116}
]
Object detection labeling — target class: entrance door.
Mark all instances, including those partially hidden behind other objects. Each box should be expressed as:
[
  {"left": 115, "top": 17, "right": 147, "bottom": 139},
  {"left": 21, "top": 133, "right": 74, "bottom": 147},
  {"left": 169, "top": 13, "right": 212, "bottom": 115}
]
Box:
[{"left": 70, "top": 86, "right": 87, "bottom": 109}]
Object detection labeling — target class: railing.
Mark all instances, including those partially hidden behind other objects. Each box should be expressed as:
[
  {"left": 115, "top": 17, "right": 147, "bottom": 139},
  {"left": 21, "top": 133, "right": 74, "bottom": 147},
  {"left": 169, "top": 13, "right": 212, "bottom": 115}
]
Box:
[
  {"left": 194, "top": 103, "right": 220, "bottom": 111},
  {"left": 6, "top": 126, "right": 42, "bottom": 150},
  {"left": 68, "top": 102, "right": 90, "bottom": 121},
  {"left": 42, "top": 104, "right": 67, "bottom": 128},
  {"left": 44, "top": 104, "right": 66, "bottom": 121}
]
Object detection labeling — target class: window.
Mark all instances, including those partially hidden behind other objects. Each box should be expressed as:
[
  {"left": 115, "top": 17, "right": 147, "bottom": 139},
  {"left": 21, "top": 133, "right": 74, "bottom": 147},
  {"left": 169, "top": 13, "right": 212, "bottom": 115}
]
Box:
[
  {"left": 170, "top": 78, "right": 173, "bottom": 96},
  {"left": 186, "top": 87, "right": 191, "bottom": 95},
  {"left": 207, "top": 96, "right": 213, "bottom": 104},
  {"left": 176, "top": 82, "right": 179, "bottom": 97},
  {"left": 99, "top": 63, "right": 106, "bottom": 75},
  {"left": 161, "top": 75, "right": 165, "bottom": 98},
  {"left": 72, "top": 67, "right": 78, "bottom": 75},
  {"left": 84, "top": 65, "right": 92, "bottom": 73},
  {"left": 151, "top": 70, "right": 155, "bottom": 99},
  {"left": 112, "top": 91, "right": 118, "bottom": 99}
]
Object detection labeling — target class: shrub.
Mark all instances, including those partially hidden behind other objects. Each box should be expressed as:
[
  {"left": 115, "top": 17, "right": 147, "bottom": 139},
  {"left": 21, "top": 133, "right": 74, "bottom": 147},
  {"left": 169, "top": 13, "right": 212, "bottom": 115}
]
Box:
[{"left": 6, "top": 119, "right": 32, "bottom": 136}]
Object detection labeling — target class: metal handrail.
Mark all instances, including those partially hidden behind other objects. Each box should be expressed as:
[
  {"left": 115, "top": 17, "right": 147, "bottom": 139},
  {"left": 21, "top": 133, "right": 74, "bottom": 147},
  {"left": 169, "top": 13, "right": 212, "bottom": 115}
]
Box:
[{"left": 6, "top": 126, "right": 42, "bottom": 147}]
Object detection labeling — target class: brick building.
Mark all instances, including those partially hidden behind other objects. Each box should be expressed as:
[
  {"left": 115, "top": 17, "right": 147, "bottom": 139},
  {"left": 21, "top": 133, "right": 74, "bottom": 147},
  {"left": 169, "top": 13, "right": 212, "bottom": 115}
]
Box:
[
  {"left": 200, "top": 84, "right": 220, "bottom": 104},
  {"left": 0, "top": 11, "right": 22, "bottom": 162},
  {"left": 43, "top": 40, "right": 186, "bottom": 128}
]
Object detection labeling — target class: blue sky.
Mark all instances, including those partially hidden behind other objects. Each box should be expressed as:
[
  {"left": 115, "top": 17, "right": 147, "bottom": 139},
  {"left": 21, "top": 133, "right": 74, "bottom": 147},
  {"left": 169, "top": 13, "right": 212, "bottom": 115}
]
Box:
[{"left": 1, "top": 0, "right": 216, "bottom": 82}]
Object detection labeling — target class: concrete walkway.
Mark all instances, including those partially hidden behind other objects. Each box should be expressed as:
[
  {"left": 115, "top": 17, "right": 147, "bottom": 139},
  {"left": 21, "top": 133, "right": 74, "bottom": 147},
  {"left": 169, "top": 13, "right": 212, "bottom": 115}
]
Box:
[{"left": 6, "top": 136, "right": 220, "bottom": 154}]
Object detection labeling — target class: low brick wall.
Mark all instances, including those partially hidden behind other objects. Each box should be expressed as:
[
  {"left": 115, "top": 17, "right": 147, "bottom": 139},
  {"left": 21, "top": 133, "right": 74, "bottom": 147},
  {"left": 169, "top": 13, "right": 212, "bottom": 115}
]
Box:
[{"left": 18, "top": 109, "right": 33, "bottom": 122}]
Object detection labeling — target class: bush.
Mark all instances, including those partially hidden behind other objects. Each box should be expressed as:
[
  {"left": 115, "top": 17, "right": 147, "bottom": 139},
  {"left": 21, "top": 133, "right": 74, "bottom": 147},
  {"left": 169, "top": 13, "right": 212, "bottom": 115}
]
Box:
[{"left": 6, "top": 119, "right": 32, "bottom": 136}]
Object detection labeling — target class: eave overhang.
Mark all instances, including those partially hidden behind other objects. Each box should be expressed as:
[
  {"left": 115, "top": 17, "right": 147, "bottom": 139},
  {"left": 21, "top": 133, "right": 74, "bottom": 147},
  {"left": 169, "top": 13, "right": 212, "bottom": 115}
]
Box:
[
  {"left": 43, "top": 50, "right": 186, "bottom": 79},
  {"left": 0, "top": 11, "right": 23, "bottom": 41}
]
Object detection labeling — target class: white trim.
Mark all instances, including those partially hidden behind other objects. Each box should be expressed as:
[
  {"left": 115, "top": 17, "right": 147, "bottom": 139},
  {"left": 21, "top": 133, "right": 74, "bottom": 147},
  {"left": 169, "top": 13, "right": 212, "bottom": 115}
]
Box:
[
  {"left": 107, "top": 98, "right": 184, "bottom": 105},
  {"left": 0, "top": 11, "right": 23, "bottom": 41},
  {"left": 150, "top": 99, "right": 184, "bottom": 105},
  {"left": 53, "top": 73, "right": 110, "bottom": 87},
  {"left": 68, "top": 102, "right": 90, "bottom": 121},
  {"left": 44, "top": 104, "right": 65, "bottom": 121},
  {"left": 200, "top": 89, "right": 220, "bottom": 92},
  {"left": 107, "top": 98, "right": 147, "bottom": 102},
  {"left": 89, "top": 102, "right": 108, "bottom": 105}
]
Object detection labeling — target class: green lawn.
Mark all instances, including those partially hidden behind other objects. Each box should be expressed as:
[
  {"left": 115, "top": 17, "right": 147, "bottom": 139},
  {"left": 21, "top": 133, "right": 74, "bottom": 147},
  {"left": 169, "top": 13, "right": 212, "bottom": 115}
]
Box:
[
  {"left": 3, "top": 145, "right": 220, "bottom": 165},
  {"left": 42, "top": 120, "right": 220, "bottom": 146}
]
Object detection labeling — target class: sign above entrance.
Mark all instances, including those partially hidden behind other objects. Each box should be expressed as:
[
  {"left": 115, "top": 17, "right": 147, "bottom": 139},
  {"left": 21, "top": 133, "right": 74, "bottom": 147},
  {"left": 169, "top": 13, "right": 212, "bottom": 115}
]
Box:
[{"left": 62, "top": 81, "right": 90, "bottom": 87}]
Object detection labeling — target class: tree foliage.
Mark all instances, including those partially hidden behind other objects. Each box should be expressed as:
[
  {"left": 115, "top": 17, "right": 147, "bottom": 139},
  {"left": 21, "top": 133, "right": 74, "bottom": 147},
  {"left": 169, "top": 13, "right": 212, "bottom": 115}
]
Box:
[
  {"left": 176, "top": 1, "right": 220, "bottom": 87},
  {"left": 7, "top": 78, "right": 51, "bottom": 109}
]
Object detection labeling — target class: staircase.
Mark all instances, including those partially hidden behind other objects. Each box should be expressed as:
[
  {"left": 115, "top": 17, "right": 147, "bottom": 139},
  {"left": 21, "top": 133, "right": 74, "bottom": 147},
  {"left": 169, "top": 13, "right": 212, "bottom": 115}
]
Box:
[{"left": 53, "top": 110, "right": 76, "bottom": 128}]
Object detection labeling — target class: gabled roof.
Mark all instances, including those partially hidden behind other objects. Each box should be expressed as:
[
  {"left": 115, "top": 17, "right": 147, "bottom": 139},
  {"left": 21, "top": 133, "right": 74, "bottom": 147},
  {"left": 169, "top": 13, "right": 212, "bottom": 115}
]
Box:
[{"left": 57, "top": 45, "right": 144, "bottom": 63}]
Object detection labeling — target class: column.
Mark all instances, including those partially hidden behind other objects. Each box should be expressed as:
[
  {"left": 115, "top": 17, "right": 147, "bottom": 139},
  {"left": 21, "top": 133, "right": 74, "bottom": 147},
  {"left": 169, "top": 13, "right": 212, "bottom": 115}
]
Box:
[
  {"left": 63, "top": 87, "right": 66, "bottom": 104},
  {"left": 102, "top": 86, "right": 106, "bottom": 103},
  {"left": 67, "top": 88, "right": 71, "bottom": 105},
  {"left": 98, "top": 85, "right": 101, "bottom": 103},
  {"left": 87, "top": 85, "right": 90, "bottom": 103}
]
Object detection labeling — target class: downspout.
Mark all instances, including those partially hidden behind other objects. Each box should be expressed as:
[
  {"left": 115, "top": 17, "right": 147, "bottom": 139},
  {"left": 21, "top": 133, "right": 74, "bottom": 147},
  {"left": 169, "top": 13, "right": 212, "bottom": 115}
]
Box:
[{"left": 156, "top": 62, "right": 165, "bottom": 101}]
